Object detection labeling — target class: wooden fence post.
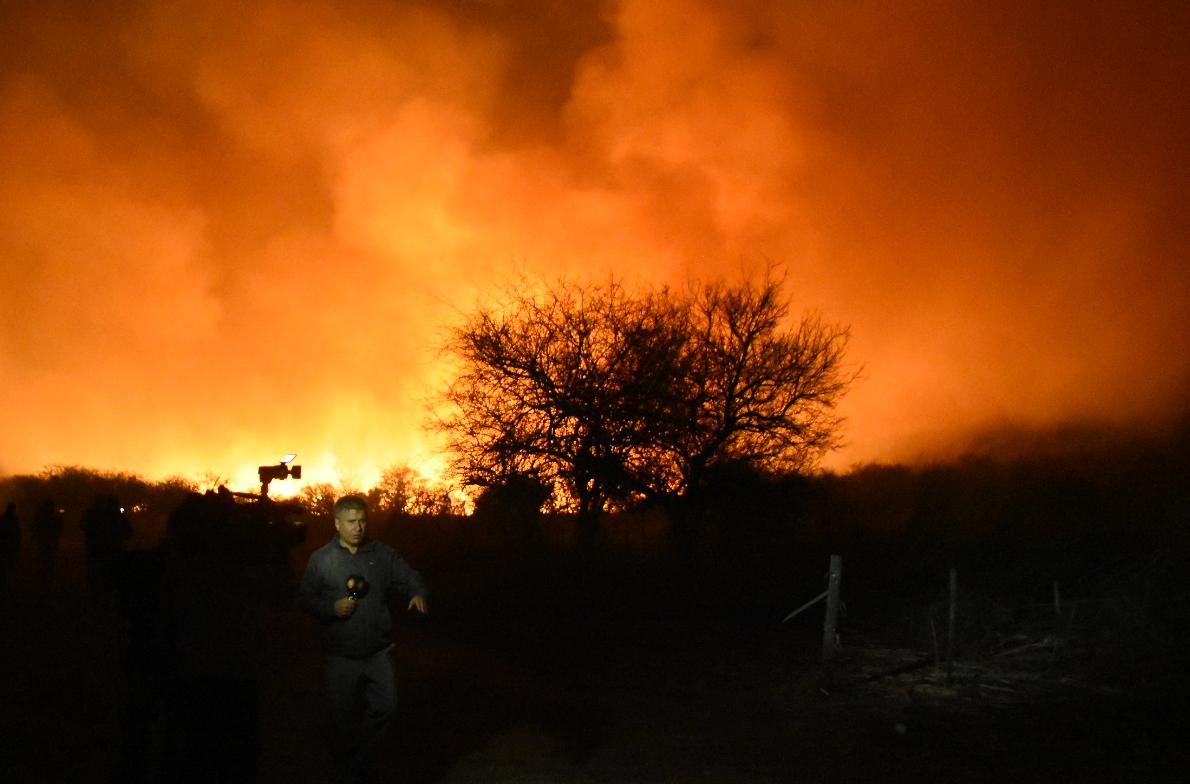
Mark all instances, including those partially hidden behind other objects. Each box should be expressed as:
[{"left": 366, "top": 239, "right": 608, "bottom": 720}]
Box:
[
  {"left": 946, "top": 568, "right": 957, "bottom": 678},
  {"left": 822, "top": 555, "right": 843, "bottom": 660}
]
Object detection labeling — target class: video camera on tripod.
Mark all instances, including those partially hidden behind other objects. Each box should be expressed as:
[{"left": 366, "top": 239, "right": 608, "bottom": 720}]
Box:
[{"left": 258, "top": 453, "right": 301, "bottom": 497}]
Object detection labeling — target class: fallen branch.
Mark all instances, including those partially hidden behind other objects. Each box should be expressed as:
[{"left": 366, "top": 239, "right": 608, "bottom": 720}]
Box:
[
  {"left": 995, "top": 636, "right": 1059, "bottom": 657},
  {"left": 782, "top": 589, "right": 830, "bottom": 623}
]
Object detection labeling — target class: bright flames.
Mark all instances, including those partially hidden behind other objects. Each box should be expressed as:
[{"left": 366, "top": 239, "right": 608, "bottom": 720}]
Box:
[{"left": 0, "top": 0, "right": 1186, "bottom": 483}]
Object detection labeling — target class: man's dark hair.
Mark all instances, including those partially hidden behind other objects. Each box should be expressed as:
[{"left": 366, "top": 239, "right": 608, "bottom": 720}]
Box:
[{"left": 333, "top": 495, "right": 368, "bottom": 519}]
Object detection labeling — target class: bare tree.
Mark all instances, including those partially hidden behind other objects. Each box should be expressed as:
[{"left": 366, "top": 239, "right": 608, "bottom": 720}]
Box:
[
  {"left": 651, "top": 276, "right": 853, "bottom": 549},
  {"left": 435, "top": 270, "right": 854, "bottom": 554},
  {"left": 438, "top": 276, "right": 685, "bottom": 547}
]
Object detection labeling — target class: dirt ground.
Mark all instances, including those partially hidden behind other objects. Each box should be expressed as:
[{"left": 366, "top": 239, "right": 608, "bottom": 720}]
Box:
[{"left": 2, "top": 544, "right": 1187, "bottom": 783}]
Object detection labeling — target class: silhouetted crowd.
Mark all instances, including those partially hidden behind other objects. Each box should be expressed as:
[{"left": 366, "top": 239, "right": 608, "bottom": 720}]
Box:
[{"left": 0, "top": 489, "right": 305, "bottom": 783}]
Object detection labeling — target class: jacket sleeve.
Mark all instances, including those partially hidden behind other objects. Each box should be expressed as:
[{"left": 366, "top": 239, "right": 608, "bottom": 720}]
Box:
[
  {"left": 388, "top": 550, "right": 428, "bottom": 600},
  {"left": 298, "top": 550, "right": 337, "bottom": 621}
]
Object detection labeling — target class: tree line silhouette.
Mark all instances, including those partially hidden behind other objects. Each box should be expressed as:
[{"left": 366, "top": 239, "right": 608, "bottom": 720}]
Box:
[{"left": 2, "top": 272, "right": 1186, "bottom": 693}]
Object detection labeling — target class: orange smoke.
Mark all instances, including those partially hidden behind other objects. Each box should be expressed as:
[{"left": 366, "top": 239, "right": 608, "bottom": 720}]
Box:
[{"left": 1, "top": 0, "right": 1187, "bottom": 488}]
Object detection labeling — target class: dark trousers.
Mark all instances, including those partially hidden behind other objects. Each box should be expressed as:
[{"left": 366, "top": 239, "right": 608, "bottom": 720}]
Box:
[
  {"left": 324, "top": 647, "right": 397, "bottom": 784},
  {"left": 174, "top": 675, "right": 261, "bottom": 784}
]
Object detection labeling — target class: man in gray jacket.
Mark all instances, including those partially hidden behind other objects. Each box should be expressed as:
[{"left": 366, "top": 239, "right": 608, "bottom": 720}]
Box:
[{"left": 299, "top": 494, "right": 428, "bottom": 784}]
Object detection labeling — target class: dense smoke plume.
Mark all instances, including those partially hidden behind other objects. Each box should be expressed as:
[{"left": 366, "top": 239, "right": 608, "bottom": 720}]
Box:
[{"left": 1, "top": 0, "right": 1187, "bottom": 488}]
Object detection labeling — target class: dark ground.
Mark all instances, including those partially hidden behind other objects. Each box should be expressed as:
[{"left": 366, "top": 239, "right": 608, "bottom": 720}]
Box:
[{"left": 2, "top": 539, "right": 1188, "bottom": 784}]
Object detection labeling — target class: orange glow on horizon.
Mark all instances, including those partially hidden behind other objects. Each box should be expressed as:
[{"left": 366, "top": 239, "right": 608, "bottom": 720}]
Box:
[
  {"left": 1, "top": 1, "right": 1187, "bottom": 483},
  {"left": 204, "top": 449, "right": 451, "bottom": 500}
]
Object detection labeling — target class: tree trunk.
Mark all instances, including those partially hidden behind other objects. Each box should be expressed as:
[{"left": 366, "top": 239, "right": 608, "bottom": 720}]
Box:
[
  {"left": 575, "top": 508, "right": 599, "bottom": 562},
  {"left": 666, "top": 495, "right": 700, "bottom": 576}
]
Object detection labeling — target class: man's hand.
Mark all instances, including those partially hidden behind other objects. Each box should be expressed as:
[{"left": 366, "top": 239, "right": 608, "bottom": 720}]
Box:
[
  {"left": 407, "top": 595, "right": 429, "bottom": 615},
  {"left": 334, "top": 596, "right": 358, "bottom": 618}
]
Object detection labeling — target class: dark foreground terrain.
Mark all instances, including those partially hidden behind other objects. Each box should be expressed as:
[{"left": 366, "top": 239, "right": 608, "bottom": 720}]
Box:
[{"left": 2, "top": 540, "right": 1187, "bottom": 784}]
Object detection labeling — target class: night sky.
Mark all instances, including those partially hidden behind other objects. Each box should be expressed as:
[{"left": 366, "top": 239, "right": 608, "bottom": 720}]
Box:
[{"left": 2, "top": 0, "right": 1187, "bottom": 490}]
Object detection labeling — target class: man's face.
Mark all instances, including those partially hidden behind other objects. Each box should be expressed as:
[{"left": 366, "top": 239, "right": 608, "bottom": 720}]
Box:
[{"left": 334, "top": 508, "right": 367, "bottom": 548}]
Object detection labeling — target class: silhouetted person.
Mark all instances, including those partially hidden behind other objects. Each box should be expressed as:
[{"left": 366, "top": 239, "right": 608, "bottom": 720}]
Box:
[
  {"left": 300, "top": 494, "right": 428, "bottom": 784},
  {"left": 157, "top": 489, "right": 278, "bottom": 783},
  {"left": 112, "top": 488, "right": 298, "bottom": 783},
  {"left": 0, "top": 501, "right": 20, "bottom": 594},
  {"left": 31, "top": 498, "right": 64, "bottom": 584},
  {"left": 81, "top": 493, "right": 131, "bottom": 601},
  {"left": 114, "top": 545, "right": 171, "bottom": 783}
]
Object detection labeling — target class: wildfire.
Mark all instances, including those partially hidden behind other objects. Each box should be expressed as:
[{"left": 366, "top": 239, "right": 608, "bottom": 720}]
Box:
[{"left": 0, "top": 0, "right": 1185, "bottom": 482}]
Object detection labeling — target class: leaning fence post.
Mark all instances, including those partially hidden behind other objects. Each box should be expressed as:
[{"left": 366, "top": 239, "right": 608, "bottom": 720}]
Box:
[
  {"left": 822, "top": 555, "right": 843, "bottom": 660},
  {"left": 946, "top": 567, "right": 957, "bottom": 678}
]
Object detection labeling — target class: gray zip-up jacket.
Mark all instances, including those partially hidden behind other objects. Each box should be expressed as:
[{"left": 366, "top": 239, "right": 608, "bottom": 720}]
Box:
[{"left": 299, "top": 536, "right": 427, "bottom": 658}]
